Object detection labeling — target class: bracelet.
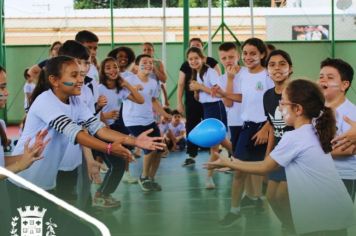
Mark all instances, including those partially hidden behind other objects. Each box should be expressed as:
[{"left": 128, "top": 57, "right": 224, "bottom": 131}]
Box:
[{"left": 106, "top": 143, "right": 112, "bottom": 155}]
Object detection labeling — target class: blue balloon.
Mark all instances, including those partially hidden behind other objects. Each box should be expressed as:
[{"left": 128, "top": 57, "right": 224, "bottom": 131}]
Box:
[{"left": 188, "top": 118, "right": 226, "bottom": 148}]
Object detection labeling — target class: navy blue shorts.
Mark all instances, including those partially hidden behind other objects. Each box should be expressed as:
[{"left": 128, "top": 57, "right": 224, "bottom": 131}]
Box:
[
  {"left": 234, "top": 121, "right": 267, "bottom": 162},
  {"left": 202, "top": 101, "right": 227, "bottom": 129},
  {"left": 229, "top": 126, "right": 242, "bottom": 155},
  {"left": 268, "top": 167, "right": 287, "bottom": 182},
  {"left": 127, "top": 122, "right": 162, "bottom": 155}
]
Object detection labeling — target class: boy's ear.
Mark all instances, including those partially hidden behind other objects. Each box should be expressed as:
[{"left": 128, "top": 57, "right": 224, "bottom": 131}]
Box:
[{"left": 341, "top": 80, "right": 350, "bottom": 93}]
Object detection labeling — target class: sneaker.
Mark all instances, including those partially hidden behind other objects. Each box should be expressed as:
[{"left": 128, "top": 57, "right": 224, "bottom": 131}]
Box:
[
  {"left": 205, "top": 177, "right": 216, "bottom": 189},
  {"left": 240, "top": 196, "right": 256, "bottom": 209},
  {"left": 150, "top": 181, "right": 162, "bottom": 191},
  {"left": 93, "top": 193, "right": 120, "bottom": 209},
  {"left": 138, "top": 176, "right": 152, "bottom": 192},
  {"left": 182, "top": 158, "right": 195, "bottom": 167},
  {"left": 219, "top": 212, "right": 242, "bottom": 227},
  {"left": 122, "top": 172, "right": 138, "bottom": 184}
]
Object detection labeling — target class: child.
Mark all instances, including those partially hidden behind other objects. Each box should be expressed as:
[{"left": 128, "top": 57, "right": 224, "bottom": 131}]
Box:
[
  {"left": 187, "top": 46, "right": 232, "bottom": 189},
  {"left": 75, "top": 30, "right": 100, "bottom": 81},
  {"left": 0, "top": 65, "right": 48, "bottom": 236},
  {"left": 122, "top": 54, "right": 171, "bottom": 192},
  {"left": 219, "top": 38, "right": 274, "bottom": 226},
  {"left": 177, "top": 38, "right": 221, "bottom": 167},
  {"left": 94, "top": 57, "right": 144, "bottom": 207},
  {"left": 142, "top": 42, "right": 169, "bottom": 107},
  {"left": 8, "top": 56, "right": 164, "bottom": 207},
  {"left": 23, "top": 68, "right": 36, "bottom": 111},
  {"left": 263, "top": 50, "right": 294, "bottom": 232},
  {"left": 205, "top": 79, "right": 355, "bottom": 236},
  {"left": 319, "top": 58, "right": 356, "bottom": 201},
  {"left": 168, "top": 110, "right": 186, "bottom": 152}
]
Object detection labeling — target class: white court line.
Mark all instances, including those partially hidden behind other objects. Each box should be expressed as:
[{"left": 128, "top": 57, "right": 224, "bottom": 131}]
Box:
[{"left": 0, "top": 166, "right": 111, "bottom": 236}]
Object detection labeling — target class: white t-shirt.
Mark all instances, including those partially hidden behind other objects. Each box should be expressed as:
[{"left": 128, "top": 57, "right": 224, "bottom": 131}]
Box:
[
  {"left": 196, "top": 68, "right": 222, "bottom": 103},
  {"left": 98, "top": 84, "right": 130, "bottom": 125},
  {"left": 23, "top": 82, "right": 36, "bottom": 109},
  {"left": 120, "top": 71, "right": 135, "bottom": 80},
  {"left": 219, "top": 68, "right": 245, "bottom": 126},
  {"left": 159, "top": 122, "right": 169, "bottom": 136},
  {"left": 0, "top": 120, "right": 5, "bottom": 167},
  {"left": 237, "top": 69, "right": 274, "bottom": 123},
  {"left": 168, "top": 122, "right": 185, "bottom": 137},
  {"left": 334, "top": 99, "right": 356, "bottom": 179},
  {"left": 87, "top": 64, "right": 99, "bottom": 82},
  {"left": 79, "top": 83, "right": 96, "bottom": 115},
  {"left": 270, "top": 124, "right": 355, "bottom": 234},
  {"left": 11, "top": 89, "right": 94, "bottom": 190},
  {"left": 122, "top": 75, "right": 160, "bottom": 126}
]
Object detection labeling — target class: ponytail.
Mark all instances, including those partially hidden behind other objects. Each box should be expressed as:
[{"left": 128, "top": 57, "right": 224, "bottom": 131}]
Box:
[
  {"left": 29, "top": 68, "right": 50, "bottom": 108},
  {"left": 313, "top": 106, "right": 336, "bottom": 153}
]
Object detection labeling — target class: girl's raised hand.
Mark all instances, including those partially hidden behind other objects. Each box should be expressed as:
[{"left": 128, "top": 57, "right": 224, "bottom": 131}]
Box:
[
  {"left": 189, "top": 80, "right": 201, "bottom": 91},
  {"left": 97, "top": 95, "right": 108, "bottom": 108},
  {"left": 32, "top": 129, "right": 50, "bottom": 157},
  {"left": 332, "top": 116, "right": 356, "bottom": 152},
  {"left": 17, "top": 136, "right": 49, "bottom": 171},
  {"left": 135, "top": 128, "right": 166, "bottom": 151}
]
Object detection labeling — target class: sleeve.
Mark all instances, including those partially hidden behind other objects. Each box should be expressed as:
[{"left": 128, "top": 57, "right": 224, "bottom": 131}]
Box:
[
  {"left": 24, "top": 84, "right": 31, "bottom": 93},
  {"left": 263, "top": 91, "right": 270, "bottom": 121},
  {"left": 179, "top": 123, "right": 186, "bottom": 132},
  {"left": 49, "top": 115, "right": 83, "bottom": 144},
  {"left": 266, "top": 76, "right": 275, "bottom": 90},
  {"left": 269, "top": 132, "right": 299, "bottom": 167},
  {"left": 180, "top": 61, "right": 189, "bottom": 73},
  {"left": 152, "top": 80, "right": 160, "bottom": 99},
  {"left": 208, "top": 68, "right": 220, "bottom": 86},
  {"left": 79, "top": 116, "right": 105, "bottom": 136},
  {"left": 207, "top": 57, "right": 218, "bottom": 68},
  {"left": 236, "top": 75, "right": 242, "bottom": 93},
  {"left": 119, "top": 88, "right": 130, "bottom": 100}
]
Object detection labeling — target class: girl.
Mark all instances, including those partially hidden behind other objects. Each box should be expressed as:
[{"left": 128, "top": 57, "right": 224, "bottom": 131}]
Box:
[
  {"left": 0, "top": 65, "right": 48, "bottom": 236},
  {"left": 123, "top": 54, "right": 171, "bottom": 192},
  {"left": 187, "top": 47, "right": 232, "bottom": 189},
  {"left": 206, "top": 79, "right": 355, "bottom": 236},
  {"left": 94, "top": 57, "right": 144, "bottom": 207},
  {"left": 263, "top": 50, "right": 294, "bottom": 232},
  {"left": 8, "top": 56, "right": 164, "bottom": 204},
  {"left": 219, "top": 38, "right": 274, "bottom": 227}
]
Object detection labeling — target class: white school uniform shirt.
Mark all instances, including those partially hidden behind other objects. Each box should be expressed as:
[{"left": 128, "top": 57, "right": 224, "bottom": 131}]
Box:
[
  {"left": 98, "top": 84, "right": 130, "bottom": 125},
  {"left": 334, "top": 98, "right": 356, "bottom": 180},
  {"left": 122, "top": 75, "right": 160, "bottom": 126},
  {"left": 120, "top": 71, "right": 135, "bottom": 80},
  {"left": 159, "top": 122, "right": 169, "bottom": 136},
  {"left": 168, "top": 122, "right": 185, "bottom": 137},
  {"left": 270, "top": 124, "right": 355, "bottom": 235},
  {"left": 0, "top": 119, "right": 5, "bottom": 167},
  {"left": 196, "top": 68, "right": 222, "bottom": 103},
  {"left": 11, "top": 89, "right": 102, "bottom": 190},
  {"left": 237, "top": 69, "right": 274, "bottom": 123},
  {"left": 87, "top": 64, "right": 99, "bottom": 82},
  {"left": 23, "top": 82, "right": 36, "bottom": 109},
  {"left": 219, "top": 67, "right": 246, "bottom": 126}
]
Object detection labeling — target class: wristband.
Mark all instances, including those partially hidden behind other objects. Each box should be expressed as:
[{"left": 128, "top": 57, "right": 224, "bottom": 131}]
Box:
[{"left": 106, "top": 143, "right": 112, "bottom": 155}]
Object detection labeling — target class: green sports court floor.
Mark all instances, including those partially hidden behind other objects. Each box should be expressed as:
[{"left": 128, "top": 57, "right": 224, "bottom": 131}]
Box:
[{"left": 90, "top": 150, "right": 356, "bottom": 236}]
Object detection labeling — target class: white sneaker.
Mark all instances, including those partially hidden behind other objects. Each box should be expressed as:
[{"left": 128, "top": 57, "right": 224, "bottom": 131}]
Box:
[
  {"left": 205, "top": 177, "right": 216, "bottom": 189},
  {"left": 123, "top": 172, "right": 138, "bottom": 184}
]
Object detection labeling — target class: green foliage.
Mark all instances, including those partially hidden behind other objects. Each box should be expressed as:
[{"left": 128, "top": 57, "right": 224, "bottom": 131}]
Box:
[{"left": 73, "top": 0, "right": 270, "bottom": 9}]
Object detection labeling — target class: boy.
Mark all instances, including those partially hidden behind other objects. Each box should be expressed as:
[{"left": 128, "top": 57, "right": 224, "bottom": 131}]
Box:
[
  {"left": 168, "top": 110, "right": 186, "bottom": 152},
  {"left": 319, "top": 58, "right": 356, "bottom": 201},
  {"left": 23, "top": 68, "right": 36, "bottom": 111}
]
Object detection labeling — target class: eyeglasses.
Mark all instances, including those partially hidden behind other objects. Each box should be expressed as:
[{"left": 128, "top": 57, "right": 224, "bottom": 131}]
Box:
[{"left": 278, "top": 100, "right": 297, "bottom": 107}]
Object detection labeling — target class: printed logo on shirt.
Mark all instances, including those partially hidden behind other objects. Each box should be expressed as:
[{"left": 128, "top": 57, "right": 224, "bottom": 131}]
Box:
[
  {"left": 268, "top": 107, "right": 286, "bottom": 138},
  {"left": 10, "top": 206, "right": 57, "bottom": 236},
  {"left": 255, "top": 81, "right": 264, "bottom": 91}
]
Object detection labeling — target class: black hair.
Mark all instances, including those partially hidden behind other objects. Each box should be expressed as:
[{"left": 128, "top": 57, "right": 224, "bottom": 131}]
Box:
[
  {"left": 286, "top": 79, "right": 336, "bottom": 153},
  {"left": 242, "top": 37, "right": 267, "bottom": 67},
  {"left": 50, "top": 41, "right": 62, "bottom": 51},
  {"left": 135, "top": 54, "right": 152, "bottom": 65},
  {"left": 30, "top": 56, "right": 77, "bottom": 107},
  {"left": 320, "top": 58, "right": 354, "bottom": 92},
  {"left": 219, "top": 42, "right": 238, "bottom": 52},
  {"left": 186, "top": 47, "right": 209, "bottom": 82},
  {"left": 75, "top": 30, "right": 99, "bottom": 43},
  {"left": 163, "top": 107, "right": 172, "bottom": 115},
  {"left": 107, "top": 46, "right": 136, "bottom": 68},
  {"left": 24, "top": 68, "right": 30, "bottom": 80},
  {"left": 0, "top": 66, "right": 8, "bottom": 149},
  {"left": 99, "top": 57, "right": 124, "bottom": 92},
  {"left": 58, "top": 40, "right": 90, "bottom": 60},
  {"left": 266, "top": 44, "right": 276, "bottom": 52},
  {"left": 171, "top": 109, "right": 182, "bottom": 116},
  {"left": 143, "top": 42, "right": 154, "bottom": 49},
  {"left": 0, "top": 65, "right": 5, "bottom": 73}
]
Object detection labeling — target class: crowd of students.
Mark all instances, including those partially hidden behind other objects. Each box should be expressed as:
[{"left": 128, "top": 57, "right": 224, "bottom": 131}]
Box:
[{"left": 0, "top": 31, "right": 355, "bottom": 235}]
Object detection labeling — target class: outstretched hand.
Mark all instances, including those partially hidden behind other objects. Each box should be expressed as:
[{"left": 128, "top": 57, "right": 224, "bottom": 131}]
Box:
[
  {"left": 86, "top": 159, "right": 103, "bottom": 184},
  {"left": 135, "top": 128, "right": 166, "bottom": 151},
  {"left": 203, "top": 153, "right": 233, "bottom": 170}
]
